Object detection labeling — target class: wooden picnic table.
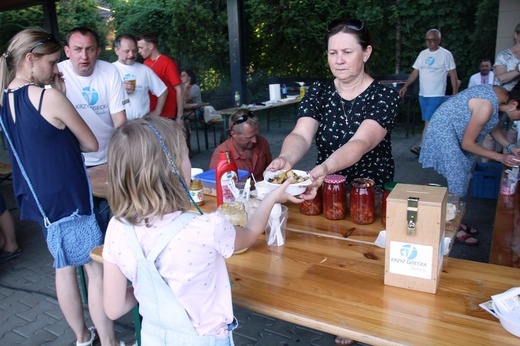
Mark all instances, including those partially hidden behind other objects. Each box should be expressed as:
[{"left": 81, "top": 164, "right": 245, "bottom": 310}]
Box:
[{"left": 91, "top": 194, "right": 520, "bottom": 345}]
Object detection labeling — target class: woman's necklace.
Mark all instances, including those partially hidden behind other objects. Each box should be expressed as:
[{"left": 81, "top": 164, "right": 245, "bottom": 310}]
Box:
[
  {"left": 340, "top": 96, "right": 357, "bottom": 124},
  {"left": 337, "top": 75, "right": 364, "bottom": 124}
]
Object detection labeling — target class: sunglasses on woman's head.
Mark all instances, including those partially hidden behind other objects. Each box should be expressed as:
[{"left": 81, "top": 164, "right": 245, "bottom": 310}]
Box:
[
  {"left": 29, "top": 34, "right": 57, "bottom": 53},
  {"left": 327, "top": 18, "right": 365, "bottom": 33}
]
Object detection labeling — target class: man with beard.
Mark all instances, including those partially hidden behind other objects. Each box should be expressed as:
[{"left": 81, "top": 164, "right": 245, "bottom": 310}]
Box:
[
  {"left": 113, "top": 34, "right": 167, "bottom": 120},
  {"left": 209, "top": 109, "right": 272, "bottom": 182}
]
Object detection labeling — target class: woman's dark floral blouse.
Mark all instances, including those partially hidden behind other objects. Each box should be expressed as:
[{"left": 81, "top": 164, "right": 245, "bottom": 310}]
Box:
[{"left": 298, "top": 80, "right": 400, "bottom": 186}]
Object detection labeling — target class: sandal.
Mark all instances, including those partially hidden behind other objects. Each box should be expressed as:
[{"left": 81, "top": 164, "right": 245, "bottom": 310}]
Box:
[
  {"left": 455, "top": 230, "right": 479, "bottom": 246},
  {"left": 76, "top": 326, "right": 97, "bottom": 346},
  {"left": 0, "top": 248, "right": 22, "bottom": 264},
  {"left": 459, "top": 223, "right": 478, "bottom": 235},
  {"left": 335, "top": 336, "right": 355, "bottom": 345},
  {"left": 410, "top": 147, "right": 421, "bottom": 156}
]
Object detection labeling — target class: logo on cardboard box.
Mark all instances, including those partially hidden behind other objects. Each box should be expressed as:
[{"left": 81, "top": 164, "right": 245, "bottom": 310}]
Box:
[{"left": 389, "top": 241, "right": 433, "bottom": 279}]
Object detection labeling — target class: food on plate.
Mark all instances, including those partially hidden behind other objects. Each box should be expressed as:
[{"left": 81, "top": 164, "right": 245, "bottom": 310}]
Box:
[{"left": 267, "top": 170, "right": 309, "bottom": 184}]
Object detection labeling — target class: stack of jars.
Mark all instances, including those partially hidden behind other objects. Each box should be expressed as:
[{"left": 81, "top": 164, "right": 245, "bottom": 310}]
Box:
[{"left": 299, "top": 175, "right": 379, "bottom": 225}]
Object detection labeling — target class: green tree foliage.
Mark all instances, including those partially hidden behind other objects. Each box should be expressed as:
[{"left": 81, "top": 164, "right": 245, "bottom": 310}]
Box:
[
  {"left": 0, "top": 0, "right": 110, "bottom": 60},
  {"left": 0, "top": 0, "right": 500, "bottom": 100},
  {"left": 58, "top": 0, "right": 111, "bottom": 60},
  {"left": 0, "top": 8, "right": 46, "bottom": 53},
  {"left": 108, "top": 0, "right": 229, "bottom": 93}
]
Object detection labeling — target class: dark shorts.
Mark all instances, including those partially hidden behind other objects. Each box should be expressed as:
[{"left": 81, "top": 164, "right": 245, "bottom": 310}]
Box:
[
  {"left": 0, "top": 193, "right": 6, "bottom": 215},
  {"left": 419, "top": 96, "right": 445, "bottom": 121}
]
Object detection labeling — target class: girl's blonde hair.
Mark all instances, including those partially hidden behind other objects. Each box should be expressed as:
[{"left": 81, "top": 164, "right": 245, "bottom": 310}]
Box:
[
  {"left": 107, "top": 117, "right": 191, "bottom": 226},
  {"left": 0, "top": 28, "right": 61, "bottom": 106}
]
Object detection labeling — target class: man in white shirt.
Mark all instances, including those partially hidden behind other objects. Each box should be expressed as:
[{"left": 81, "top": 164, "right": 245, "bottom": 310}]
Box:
[
  {"left": 468, "top": 59, "right": 496, "bottom": 88},
  {"left": 399, "top": 29, "right": 458, "bottom": 156},
  {"left": 113, "top": 34, "right": 168, "bottom": 120},
  {"left": 59, "top": 27, "right": 127, "bottom": 167}
]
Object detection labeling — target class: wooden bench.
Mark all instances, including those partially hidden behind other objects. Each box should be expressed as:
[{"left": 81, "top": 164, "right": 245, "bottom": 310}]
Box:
[{"left": 489, "top": 169, "right": 520, "bottom": 268}]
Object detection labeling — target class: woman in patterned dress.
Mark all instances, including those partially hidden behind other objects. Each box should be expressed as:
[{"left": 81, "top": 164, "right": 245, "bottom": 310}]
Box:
[
  {"left": 266, "top": 18, "right": 400, "bottom": 191},
  {"left": 482, "top": 23, "right": 520, "bottom": 152},
  {"left": 419, "top": 83, "right": 520, "bottom": 198}
]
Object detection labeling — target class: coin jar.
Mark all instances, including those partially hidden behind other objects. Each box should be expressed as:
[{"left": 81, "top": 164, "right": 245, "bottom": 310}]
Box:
[
  {"left": 189, "top": 179, "right": 204, "bottom": 206},
  {"left": 323, "top": 174, "right": 346, "bottom": 220},
  {"left": 299, "top": 184, "right": 323, "bottom": 215},
  {"left": 218, "top": 202, "right": 248, "bottom": 227},
  {"left": 350, "top": 178, "right": 375, "bottom": 225},
  {"left": 381, "top": 181, "right": 399, "bottom": 228}
]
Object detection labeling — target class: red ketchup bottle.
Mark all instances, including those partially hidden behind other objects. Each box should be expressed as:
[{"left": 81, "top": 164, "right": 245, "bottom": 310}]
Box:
[{"left": 216, "top": 151, "right": 238, "bottom": 206}]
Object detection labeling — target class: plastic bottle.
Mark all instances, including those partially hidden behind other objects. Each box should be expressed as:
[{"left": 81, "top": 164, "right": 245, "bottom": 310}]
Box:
[
  {"left": 297, "top": 82, "right": 306, "bottom": 99},
  {"left": 281, "top": 84, "right": 288, "bottom": 99},
  {"left": 234, "top": 91, "right": 241, "bottom": 107},
  {"left": 216, "top": 151, "right": 238, "bottom": 206}
]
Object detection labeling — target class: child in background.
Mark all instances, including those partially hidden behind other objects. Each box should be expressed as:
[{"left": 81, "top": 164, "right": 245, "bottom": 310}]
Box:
[{"left": 102, "top": 117, "right": 303, "bottom": 345}]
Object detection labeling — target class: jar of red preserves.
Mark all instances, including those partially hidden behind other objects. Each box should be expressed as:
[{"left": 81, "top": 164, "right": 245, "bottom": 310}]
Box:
[
  {"left": 350, "top": 178, "right": 375, "bottom": 225},
  {"left": 299, "top": 184, "right": 323, "bottom": 215},
  {"left": 323, "top": 175, "right": 346, "bottom": 220},
  {"left": 381, "top": 181, "right": 399, "bottom": 228}
]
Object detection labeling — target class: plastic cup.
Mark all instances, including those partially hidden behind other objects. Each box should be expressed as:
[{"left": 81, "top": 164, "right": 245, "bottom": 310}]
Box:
[
  {"left": 124, "top": 76, "right": 136, "bottom": 93},
  {"left": 265, "top": 205, "right": 288, "bottom": 246},
  {"left": 254, "top": 180, "right": 270, "bottom": 200}
]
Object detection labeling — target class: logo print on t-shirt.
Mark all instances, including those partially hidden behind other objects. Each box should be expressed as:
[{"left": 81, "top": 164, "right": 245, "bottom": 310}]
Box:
[
  {"left": 82, "top": 87, "right": 99, "bottom": 106},
  {"left": 425, "top": 56, "right": 435, "bottom": 67}
]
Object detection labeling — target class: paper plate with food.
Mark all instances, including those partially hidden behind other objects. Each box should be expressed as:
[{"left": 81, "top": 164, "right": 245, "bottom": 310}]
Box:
[{"left": 264, "top": 169, "right": 311, "bottom": 196}]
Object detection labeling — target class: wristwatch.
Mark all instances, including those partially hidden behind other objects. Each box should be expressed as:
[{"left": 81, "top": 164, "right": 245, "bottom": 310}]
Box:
[{"left": 179, "top": 115, "right": 186, "bottom": 120}]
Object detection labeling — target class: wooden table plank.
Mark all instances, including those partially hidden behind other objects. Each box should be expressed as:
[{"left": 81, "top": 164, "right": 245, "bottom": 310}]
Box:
[
  {"left": 490, "top": 180, "right": 520, "bottom": 267},
  {"left": 225, "top": 232, "right": 520, "bottom": 346},
  {"left": 87, "top": 164, "right": 109, "bottom": 199},
  {"left": 90, "top": 192, "right": 519, "bottom": 345},
  {"left": 87, "top": 164, "right": 464, "bottom": 249}
]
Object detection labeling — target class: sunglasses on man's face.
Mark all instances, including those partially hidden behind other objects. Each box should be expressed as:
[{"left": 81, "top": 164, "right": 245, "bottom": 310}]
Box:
[
  {"left": 230, "top": 111, "right": 255, "bottom": 132},
  {"left": 327, "top": 18, "right": 365, "bottom": 33}
]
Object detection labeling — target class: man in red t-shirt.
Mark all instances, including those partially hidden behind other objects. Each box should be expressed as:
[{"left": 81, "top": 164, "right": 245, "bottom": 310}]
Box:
[{"left": 137, "top": 33, "right": 183, "bottom": 122}]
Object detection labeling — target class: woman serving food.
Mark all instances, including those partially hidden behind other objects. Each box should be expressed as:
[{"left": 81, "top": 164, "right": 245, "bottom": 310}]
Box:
[{"left": 265, "top": 18, "right": 400, "bottom": 194}]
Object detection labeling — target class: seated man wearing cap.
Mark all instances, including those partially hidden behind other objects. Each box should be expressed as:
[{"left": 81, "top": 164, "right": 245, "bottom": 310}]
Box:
[{"left": 209, "top": 109, "right": 272, "bottom": 182}]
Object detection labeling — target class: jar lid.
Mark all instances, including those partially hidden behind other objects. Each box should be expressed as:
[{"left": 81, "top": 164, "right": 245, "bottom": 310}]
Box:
[
  {"left": 351, "top": 178, "right": 375, "bottom": 187},
  {"left": 324, "top": 174, "right": 346, "bottom": 184},
  {"left": 383, "top": 181, "right": 400, "bottom": 191}
]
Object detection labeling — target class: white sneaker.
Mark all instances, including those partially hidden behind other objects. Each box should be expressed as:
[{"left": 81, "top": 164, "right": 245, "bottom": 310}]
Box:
[{"left": 76, "top": 326, "right": 97, "bottom": 346}]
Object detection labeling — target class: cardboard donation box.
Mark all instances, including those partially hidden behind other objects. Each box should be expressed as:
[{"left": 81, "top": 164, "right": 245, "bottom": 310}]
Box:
[{"left": 384, "top": 184, "right": 447, "bottom": 294}]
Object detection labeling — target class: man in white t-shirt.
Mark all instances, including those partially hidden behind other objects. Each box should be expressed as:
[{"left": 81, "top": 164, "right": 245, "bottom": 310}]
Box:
[
  {"left": 399, "top": 29, "right": 458, "bottom": 156},
  {"left": 468, "top": 59, "right": 496, "bottom": 88},
  {"left": 112, "top": 34, "right": 168, "bottom": 120},
  {"left": 58, "top": 27, "right": 127, "bottom": 167}
]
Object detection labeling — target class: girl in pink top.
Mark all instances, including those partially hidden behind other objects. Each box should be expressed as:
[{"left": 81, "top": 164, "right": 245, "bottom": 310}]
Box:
[{"left": 102, "top": 117, "right": 303, "bottom": 345}]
